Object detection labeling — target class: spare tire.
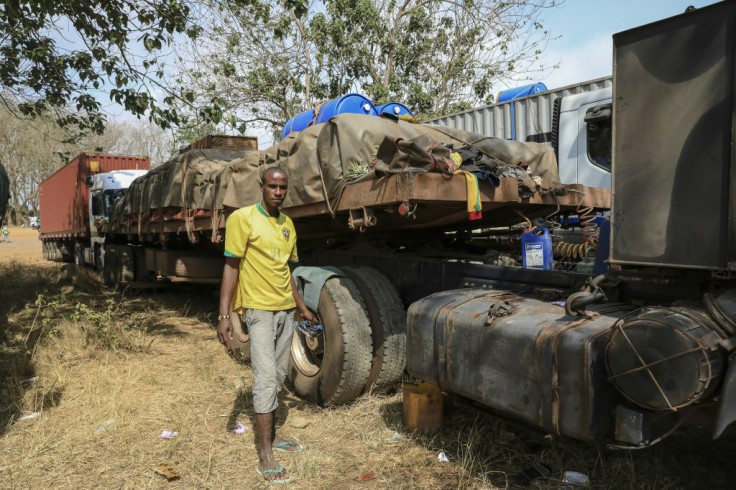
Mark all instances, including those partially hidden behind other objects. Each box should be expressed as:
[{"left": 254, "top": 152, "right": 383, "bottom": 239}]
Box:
[
  {"left": 229, "top": 306, "right": 251, "bottom": 363},
  {"left": 288, "top": 275, "right": 372, "bottom": 405},
  {"left": 174, "top": 256, "right": 224, "bottom": 278},
  {"left": 342, "top": 266, "right": 406, "bottom": 393}
]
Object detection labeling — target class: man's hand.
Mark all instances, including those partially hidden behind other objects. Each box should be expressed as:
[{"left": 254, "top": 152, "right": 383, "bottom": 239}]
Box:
[
  {"left": 217, "top": 318, "right": 234, "bottom": 353},
  {"left": 299, "top": 308, "right": 317, "bottom": 326}
]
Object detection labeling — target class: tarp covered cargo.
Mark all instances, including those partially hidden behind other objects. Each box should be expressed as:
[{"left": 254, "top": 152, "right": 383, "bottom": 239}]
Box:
[{"left": 110, "top": 115, "right": 561, "bottom": 235}]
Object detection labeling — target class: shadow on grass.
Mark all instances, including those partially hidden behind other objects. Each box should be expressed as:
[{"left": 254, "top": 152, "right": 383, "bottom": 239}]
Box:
[
  {"left": 0, "top": 262, "right": 220, "bottom": 436},
  {"left": 381, "top": 392, "right": 736, "bottom": 489},
  {"left": 0, "top": 262, "right": 63, "bottom": 435},
  {"left": 227, "top": 389, "right": 292, "bottom": 456}
]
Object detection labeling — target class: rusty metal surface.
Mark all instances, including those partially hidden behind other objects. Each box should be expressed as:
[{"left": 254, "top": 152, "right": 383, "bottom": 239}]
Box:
[
  {"left": 606, "top": 307, "right": 725, "bottom": 411},
  {"left": 406, "top": 288, "right": 627, "bottom": 441},
  {"left": 306, "top": 249, "right": 594, "bottom": 306},
  {"left": 112, "top": 173, "right": 610, "bottom": 244},
  {"left": 285, "top": 174, "right": 610, "bottom": 219}
]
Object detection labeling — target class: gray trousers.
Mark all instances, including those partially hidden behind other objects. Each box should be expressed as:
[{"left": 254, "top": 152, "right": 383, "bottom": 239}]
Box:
[{"left": 245, "top": 308, "right": 295, "bottom": 414}]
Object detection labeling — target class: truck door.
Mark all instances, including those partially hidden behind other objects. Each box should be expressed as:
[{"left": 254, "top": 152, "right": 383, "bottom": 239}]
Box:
[{"left": 576, "top": 102, "right": 612, "bottom": 188}]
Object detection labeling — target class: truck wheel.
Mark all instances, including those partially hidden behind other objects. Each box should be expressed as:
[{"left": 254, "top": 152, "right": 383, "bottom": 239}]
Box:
[
  {"left": 342, "top": 266, "right": 407, "bottom": 393},
  {"left": 119, "top": 245, "right": 135, "bottom": 282},
  {"left": 103, "top": 246, "right": 119, "bottom": 287},
  {"left": 95, "top": 246, "right": 104, "bottom": 275},
  {"left": 74, "top": 243, "right": 84, "bottom": 266},
  {"left": 288, "top": 276, "right": 372, "bottom": 405},
  {"left": 51, "top": 242, "right": 60, "bottom": 262}
]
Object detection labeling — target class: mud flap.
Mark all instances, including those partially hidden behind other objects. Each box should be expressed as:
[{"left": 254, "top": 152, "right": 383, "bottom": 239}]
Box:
[
  {"left": 292, "top": 266, "right": 345, "bottom": 311},
  {"left": 714, "top": 359, "right": 736, "bottom": 438}
]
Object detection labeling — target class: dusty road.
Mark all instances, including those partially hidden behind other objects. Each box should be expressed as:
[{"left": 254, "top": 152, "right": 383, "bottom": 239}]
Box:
[{"left": 0, "top": 225, "right": 44, "bottom": 264}]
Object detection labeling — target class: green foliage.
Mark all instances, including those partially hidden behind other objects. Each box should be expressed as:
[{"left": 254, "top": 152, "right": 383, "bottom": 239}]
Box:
[
  {"left": 69, "top": 298, "right": 142, "bottom": 351},
  {"left": 173, "top": 0, "right": 560, "bottom": 138},
  {"left": 0, "top": 0, "right": 198, "bottom": 139},
  {"left": 33, "top": 294, "right": 61, "bottom": 338}
]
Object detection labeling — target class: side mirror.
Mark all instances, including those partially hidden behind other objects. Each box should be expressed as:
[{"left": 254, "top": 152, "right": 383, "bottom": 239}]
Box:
[{"left": 86, "top": 176, "right": 93, "bottom": 186}]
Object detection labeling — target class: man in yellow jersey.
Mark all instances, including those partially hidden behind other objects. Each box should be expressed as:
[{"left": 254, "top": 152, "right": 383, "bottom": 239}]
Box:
[{"left": 217, "top": 166, "right": 316, "bottom": 484}]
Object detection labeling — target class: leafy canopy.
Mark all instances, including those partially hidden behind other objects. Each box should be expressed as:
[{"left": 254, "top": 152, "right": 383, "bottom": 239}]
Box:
[
  {"left": 0, "top": 0, "right": 201, "bottom": 138},
  {"left": 173, "top": 0, "right": 559, "bottom": 140}
]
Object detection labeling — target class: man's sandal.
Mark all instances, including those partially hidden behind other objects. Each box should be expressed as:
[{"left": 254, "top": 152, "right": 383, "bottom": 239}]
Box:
[
  {"left": 272, "top": 440, "right": 304, "bottom": 453},
  {"left": 257, "top": 465, "right": 291, "bottom": 484}
]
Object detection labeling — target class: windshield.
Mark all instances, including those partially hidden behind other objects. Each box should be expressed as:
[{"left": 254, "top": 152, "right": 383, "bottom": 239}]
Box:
[{"left": 102, "top": 189, "right": 126, "bottom": 216}]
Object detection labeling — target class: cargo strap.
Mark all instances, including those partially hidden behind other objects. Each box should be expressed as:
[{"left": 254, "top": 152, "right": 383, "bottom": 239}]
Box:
[{"left": 309, "top": 101, "right": 326, "bottom": 128}]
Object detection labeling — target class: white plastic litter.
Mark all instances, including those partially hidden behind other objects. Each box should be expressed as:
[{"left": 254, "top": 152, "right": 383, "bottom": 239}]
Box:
[
  {"left": 229, "top": 423, "right": 248, "bottom": 434},
  {"left": 94, "top": 418, "right": 116, "bottom": 433},
  {"left": 17, "top": 412, "right": 41, "bottom": 421},
  {"left": 159, "top": 430, "right": 179, "bottom": 439},
  {"left": 562, "top": 471, "right": 590, "bottom": 487},
  {"left": 437, "top": 451, "right": 450, "bottom": 463},
  {"left": 386, "top": 432, "right": 404, "bottom": 443}
]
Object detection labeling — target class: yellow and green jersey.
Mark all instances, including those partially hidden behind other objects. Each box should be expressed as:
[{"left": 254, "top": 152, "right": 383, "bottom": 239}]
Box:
[{"left": 224, "top": 203, "right": 298, "bottom": 312}]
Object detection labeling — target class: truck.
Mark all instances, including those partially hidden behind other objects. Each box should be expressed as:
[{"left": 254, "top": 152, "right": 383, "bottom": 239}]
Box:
[
  {"left": 38, "top": 153, "right": 150, "bottom": 265},
  {"left": 43, "top": 0, "right": 736, "bottom": 448},
  {"left": 425, "top": 77, "right": 614, "bottom": 190}
]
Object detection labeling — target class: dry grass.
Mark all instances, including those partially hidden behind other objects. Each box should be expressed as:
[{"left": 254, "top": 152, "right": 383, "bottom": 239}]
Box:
[{"left": 1, "top": 261, "right": 736, "bottom": 489}]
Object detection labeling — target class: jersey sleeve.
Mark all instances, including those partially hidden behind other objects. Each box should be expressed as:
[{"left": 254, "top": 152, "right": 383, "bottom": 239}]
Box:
[
  {"left": 224, "top": 211, "right": 249, "bottom": 258},
  {"left": 289, "top": 241, "right": 299, "bottom": 263},
  {"left": 288, "top": 221, "right": 299, "bottom": 263}
]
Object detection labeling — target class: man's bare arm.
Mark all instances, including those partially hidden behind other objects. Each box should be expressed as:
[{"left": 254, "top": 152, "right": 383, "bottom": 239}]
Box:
[
  {"left": 290, "top": 274, "right": 316, "bottom": 324},
  {"left": 217, "top": 257, "right": 241, "bottom": 352}
]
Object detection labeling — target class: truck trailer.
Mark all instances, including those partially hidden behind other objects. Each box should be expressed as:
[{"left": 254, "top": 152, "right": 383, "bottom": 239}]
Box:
[
  {"left": 38, "top": 153, "right": 150, "bottom": 265},
  {"left": 43, "top": 1, "right": 736, "bottom": 447}
]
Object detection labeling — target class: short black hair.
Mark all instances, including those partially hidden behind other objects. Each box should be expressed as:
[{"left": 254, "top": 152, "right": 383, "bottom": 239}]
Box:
[{"left": 260, "top": 166, "right": 288, "bottom": 185}]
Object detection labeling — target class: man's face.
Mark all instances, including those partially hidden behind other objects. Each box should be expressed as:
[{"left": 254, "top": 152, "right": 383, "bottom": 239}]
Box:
[{"left": 261, "top": 171, "right": 288, "bottom": 209}]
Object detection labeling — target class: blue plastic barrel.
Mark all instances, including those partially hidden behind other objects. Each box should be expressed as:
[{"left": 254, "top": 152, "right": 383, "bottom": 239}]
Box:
[
  {"left": 282, "top": 111, "right": 317, "bottom": 139},
  {"left": 375, "top": 102, "right": 413, "bottom": 118},
  {"left": 521, "top": 228, "right": 553, "bottom": 270},
  {"left": 315, "top": 93, "right": 376, "bottom": 124},
  {"left": 497, "top": 82, "right": 547, "bottom": 102},
  {"left": 282, "top": 93, "right": 377, "bottom": 139}
]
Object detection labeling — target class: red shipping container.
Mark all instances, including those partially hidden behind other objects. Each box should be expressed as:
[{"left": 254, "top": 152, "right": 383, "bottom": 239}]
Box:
[{"left": 39, "top": 154, "right": 150, "bottom": 238}]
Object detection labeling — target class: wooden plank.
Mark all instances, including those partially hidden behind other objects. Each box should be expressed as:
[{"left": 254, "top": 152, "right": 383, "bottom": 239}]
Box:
[{"left": 179, "top": 134, "right": 258, "bottom": 154}]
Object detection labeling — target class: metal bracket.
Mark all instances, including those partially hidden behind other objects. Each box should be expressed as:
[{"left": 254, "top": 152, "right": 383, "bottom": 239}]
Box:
[{"left": 348, "top": 207, "right": 377, "bottom": 232}]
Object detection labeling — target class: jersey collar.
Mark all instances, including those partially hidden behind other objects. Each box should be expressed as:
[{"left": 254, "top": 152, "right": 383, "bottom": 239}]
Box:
[{"left": 256, "top": 202, "right": 280, "bottom": 219}]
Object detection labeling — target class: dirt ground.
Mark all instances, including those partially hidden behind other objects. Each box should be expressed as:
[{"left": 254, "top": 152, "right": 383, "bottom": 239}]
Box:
[
  {"left": 1, "top": 228, "right": 735, "bottom": 489},
  {"left": 0, "top": 225, "right": 45, "bottom": 264}
]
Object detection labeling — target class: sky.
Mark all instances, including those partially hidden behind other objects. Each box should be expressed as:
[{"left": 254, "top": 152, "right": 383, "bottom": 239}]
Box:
[
  {"left": 97, "top": 0, "right": 722, "bottom": 147},
  {"left": 535, "top": 0, "right": 719, "bottom": 90}
]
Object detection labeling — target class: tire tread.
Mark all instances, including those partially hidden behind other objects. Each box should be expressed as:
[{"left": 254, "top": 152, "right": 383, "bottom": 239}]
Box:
[{"left": 342, "top": 266, "right": 406, "bottom": 393}]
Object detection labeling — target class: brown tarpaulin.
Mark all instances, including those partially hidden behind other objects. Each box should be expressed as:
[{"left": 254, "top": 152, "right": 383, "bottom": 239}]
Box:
[{"left": 110, "top": 115, "right": 559, "bottom": 232}]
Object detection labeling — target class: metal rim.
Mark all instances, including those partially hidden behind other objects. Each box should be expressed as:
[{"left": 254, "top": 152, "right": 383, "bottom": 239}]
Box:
[{"left": 290, "top": 322, "right": 325, "bottom": 377}]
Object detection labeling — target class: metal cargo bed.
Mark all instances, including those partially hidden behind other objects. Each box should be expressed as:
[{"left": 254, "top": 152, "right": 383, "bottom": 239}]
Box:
[{"left": 112, "top": 173, "right": 610, "bottom": 242}]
